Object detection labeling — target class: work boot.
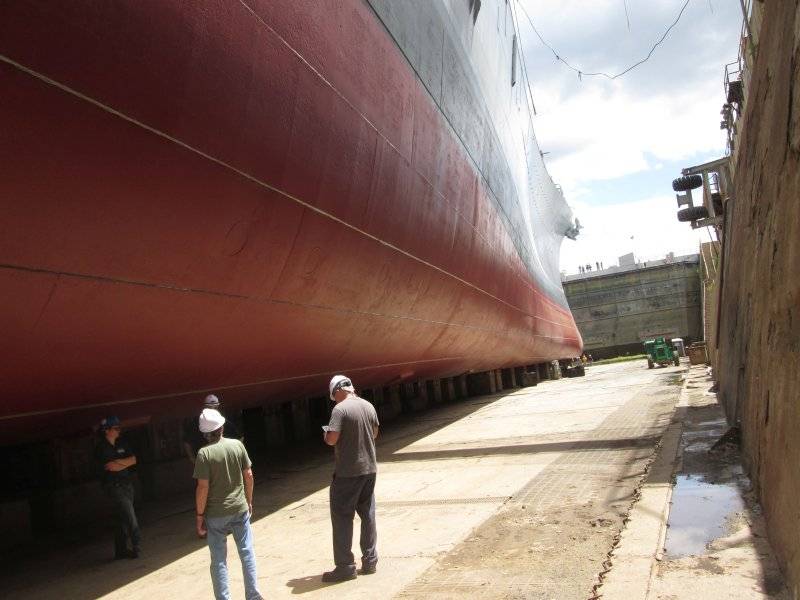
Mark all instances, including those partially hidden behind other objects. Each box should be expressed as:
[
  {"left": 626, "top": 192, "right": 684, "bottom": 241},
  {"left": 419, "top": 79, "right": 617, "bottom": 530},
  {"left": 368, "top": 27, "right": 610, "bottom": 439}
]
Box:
[
  {"left": 114, "top": 548, "right": 137, "bottom": 560},
  {"left": 359, "top": 562, "right": 377, "bottom": 575},
  {"left": 321, "top": 568, "right": 357, "bottom": 582}
]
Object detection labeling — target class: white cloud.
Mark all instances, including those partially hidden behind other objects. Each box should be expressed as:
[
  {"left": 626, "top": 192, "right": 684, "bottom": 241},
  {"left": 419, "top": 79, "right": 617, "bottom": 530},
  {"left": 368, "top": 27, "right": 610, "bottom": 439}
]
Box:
[
  {"left": 535, "top": 83, "right": 728, "bottom": 200},
  {"left": 559, "top": 194, "right": 711, "bottom": 273},
  {"left": 514, "top": 0, "right": 740, "bottom": 272}
]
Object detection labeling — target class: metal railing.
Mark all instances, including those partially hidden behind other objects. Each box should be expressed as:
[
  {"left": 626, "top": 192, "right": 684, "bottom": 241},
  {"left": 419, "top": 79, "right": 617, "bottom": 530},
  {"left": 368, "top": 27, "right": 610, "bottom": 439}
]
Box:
[{"left": 721, "top": 0, "right": 759, "bottom": 160}]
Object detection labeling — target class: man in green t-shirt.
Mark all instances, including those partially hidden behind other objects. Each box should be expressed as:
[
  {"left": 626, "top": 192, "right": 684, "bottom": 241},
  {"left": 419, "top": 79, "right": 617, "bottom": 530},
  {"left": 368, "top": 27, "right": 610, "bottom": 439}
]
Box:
[{"left": 193, "top": 408, "right": 263, "bottom": 600}]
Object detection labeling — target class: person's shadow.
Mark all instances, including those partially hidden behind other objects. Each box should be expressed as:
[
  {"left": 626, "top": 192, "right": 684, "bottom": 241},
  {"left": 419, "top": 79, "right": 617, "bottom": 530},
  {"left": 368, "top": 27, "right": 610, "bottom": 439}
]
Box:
[{"left": 285, "top": 575, "right": 337, "bottom": 594}]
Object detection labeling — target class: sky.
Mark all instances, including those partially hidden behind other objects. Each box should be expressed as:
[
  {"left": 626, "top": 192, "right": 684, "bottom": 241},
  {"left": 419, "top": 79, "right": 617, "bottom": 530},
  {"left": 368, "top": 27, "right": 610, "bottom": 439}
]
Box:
[{"left": 516, "top": 0, "right": 743, "bottom": 273}]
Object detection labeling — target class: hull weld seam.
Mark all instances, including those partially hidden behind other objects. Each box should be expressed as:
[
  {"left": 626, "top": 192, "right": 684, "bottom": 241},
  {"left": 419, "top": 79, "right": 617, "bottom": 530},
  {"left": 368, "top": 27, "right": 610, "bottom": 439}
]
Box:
[{"left": 0, "top": 53, "right": 574, "bottom": 330}]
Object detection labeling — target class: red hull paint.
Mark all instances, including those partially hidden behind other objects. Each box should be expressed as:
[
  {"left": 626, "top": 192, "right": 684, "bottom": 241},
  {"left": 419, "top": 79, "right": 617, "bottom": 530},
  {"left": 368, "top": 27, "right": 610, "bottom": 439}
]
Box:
[{"left": 0, "top": 1, "right": 581, "bottom": 443}]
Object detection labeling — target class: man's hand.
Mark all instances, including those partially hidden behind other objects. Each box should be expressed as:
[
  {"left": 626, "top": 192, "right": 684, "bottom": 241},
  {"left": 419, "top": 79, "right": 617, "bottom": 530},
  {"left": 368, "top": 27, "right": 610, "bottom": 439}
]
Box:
[
  {"left": 105, "top": 456, "right": 137, "bottom": 471},
  {"left": 243, "top": 468, "right": 254, "bottom": 519},
  {"left": 196, "top": 515, "right": 207, "bottom": 538},
  {"left": 195, "top": 478, "right": 209, "bottom": 538}
]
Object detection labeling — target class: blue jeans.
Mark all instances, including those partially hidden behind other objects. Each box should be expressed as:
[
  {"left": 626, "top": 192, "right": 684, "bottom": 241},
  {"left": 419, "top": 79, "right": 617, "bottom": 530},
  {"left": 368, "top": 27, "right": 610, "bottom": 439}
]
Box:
[{"left": 206, "top": 511, "right": 262, "bottom": 600}]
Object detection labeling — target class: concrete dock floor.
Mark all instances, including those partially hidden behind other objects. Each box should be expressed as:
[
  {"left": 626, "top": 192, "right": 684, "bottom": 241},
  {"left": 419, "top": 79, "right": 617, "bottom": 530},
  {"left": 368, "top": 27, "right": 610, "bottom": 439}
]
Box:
[
  {"left": 602, "top": 365, "right": 789, "bottom": 599},
  {"left": 2, "top": 361, "right": 786, "bottom": 599}
]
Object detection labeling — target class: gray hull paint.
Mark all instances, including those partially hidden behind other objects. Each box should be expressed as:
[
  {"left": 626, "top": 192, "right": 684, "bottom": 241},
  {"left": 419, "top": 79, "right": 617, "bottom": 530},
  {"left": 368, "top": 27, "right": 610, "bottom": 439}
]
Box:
[{"left": 367, "top": 0, "right": 575, "bottom": 309}]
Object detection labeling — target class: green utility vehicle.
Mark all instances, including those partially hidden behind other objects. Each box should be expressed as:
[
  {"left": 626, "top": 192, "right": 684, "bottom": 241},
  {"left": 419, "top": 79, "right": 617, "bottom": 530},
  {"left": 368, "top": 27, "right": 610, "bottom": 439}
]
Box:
[{"left": 644, "top": 337, "right": 680, "bottom": 369}]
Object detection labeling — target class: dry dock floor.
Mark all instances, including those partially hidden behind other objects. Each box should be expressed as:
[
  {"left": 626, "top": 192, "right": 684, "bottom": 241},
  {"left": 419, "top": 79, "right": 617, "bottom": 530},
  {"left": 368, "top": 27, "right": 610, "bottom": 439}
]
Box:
[{"left": 4, "top": 362, "right": 709, "bottom": 598}]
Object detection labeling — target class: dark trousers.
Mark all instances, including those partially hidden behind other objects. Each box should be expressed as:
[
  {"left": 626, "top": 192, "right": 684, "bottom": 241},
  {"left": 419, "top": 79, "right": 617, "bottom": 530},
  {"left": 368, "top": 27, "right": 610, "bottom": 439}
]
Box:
[
  {"left": 329, "top": 473, "right": 377, "bottom": 572},
  {"left": 106, "top": 481, "right": 141, "bottom": 554}
]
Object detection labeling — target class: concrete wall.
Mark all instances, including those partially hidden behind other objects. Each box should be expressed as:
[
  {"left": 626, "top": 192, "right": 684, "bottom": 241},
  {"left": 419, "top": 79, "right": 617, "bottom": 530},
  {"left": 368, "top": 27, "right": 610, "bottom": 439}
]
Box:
[
  {"left": 563, "top": 259, "right": 703, "bottom": 358},
  {"left": 716, "top": 2, "right": 800, "bottom": 595},
  {"left": 700, "top": 242, "right": 721, "bottom": 369}
]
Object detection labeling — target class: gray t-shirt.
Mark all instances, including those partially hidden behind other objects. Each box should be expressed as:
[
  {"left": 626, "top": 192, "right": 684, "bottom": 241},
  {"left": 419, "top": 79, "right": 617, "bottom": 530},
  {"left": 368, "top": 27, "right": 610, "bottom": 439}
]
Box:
[{"left": 328, "top": 396, "right": 379, "bottom": 477}]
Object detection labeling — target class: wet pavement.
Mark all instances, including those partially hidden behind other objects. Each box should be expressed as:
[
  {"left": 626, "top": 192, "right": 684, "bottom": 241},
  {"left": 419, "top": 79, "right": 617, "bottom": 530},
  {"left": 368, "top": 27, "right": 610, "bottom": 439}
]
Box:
[
  {"left": 646, "top": 366, "right": 788, "bottom": 599},
  {"left": 664, "top": 410, "right": 748, "bottom": 559},
  {"left": 665, "top": 474, "right": 746, "bottom": 558}
]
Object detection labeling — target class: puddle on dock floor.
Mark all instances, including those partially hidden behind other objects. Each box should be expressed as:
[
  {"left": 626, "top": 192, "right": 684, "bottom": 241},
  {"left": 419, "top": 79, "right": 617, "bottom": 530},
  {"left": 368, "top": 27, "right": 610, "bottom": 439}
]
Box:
[{"left": 664, "top": 474, "right": 746, "bottom": 558}]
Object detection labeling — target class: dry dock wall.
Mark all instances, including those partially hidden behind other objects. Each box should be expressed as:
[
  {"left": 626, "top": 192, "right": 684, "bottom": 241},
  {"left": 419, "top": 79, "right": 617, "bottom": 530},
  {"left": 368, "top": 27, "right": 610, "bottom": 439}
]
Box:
[
  {"left": 563, "top": 258, "right": 702, "bottom": 358},
  {"left": 716, "top": 1, "right": 800, "bottom": 595}
]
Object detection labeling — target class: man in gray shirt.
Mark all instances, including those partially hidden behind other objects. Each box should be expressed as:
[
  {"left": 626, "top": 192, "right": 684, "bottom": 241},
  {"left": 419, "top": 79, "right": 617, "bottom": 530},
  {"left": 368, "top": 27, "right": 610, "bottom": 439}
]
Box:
[{"left": 322, "top": 375, "right": 380, "bottom": 582}]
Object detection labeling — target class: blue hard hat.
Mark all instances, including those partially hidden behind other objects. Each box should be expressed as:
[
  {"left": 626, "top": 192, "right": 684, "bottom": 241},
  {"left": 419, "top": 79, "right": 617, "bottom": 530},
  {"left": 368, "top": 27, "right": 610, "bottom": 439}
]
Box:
[{"left": 100, "top": 416, "right": 121, "bottom": 430}]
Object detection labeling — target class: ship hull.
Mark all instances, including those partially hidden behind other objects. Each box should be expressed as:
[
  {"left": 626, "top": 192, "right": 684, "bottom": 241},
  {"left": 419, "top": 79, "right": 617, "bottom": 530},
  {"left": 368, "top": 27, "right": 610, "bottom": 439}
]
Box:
[{"left": 0, "top": 1, "right": 581, "bottom": 442}]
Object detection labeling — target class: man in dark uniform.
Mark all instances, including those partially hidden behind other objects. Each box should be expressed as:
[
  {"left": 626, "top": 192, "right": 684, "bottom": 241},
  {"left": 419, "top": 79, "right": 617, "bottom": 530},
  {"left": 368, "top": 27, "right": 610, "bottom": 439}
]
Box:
[{"left": 95, "top": 416, "right": 141, "bottom": 559}]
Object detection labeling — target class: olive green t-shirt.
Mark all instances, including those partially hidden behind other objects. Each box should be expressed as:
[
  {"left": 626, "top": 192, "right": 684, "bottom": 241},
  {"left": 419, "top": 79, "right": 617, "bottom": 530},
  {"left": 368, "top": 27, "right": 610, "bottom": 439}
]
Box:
[{"left": 192, "top": 437, "right": 251, "bottom": 518}]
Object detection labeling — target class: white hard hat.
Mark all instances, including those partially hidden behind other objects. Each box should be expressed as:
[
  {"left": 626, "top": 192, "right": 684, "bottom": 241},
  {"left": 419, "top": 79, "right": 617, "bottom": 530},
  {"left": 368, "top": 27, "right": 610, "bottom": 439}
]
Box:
[
  {"left": 198, "top": 408, "right": 226, "bottom": 433},
  {"left": 329, "top": 375, "right": 354, "bottom": 400}
]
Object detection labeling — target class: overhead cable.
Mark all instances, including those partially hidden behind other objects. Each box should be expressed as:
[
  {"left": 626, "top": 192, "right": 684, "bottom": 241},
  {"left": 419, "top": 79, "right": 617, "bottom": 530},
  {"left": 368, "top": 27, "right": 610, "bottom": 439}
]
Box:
[{"left": 517, "top": 0, "right": 692, "bottom": 80}]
